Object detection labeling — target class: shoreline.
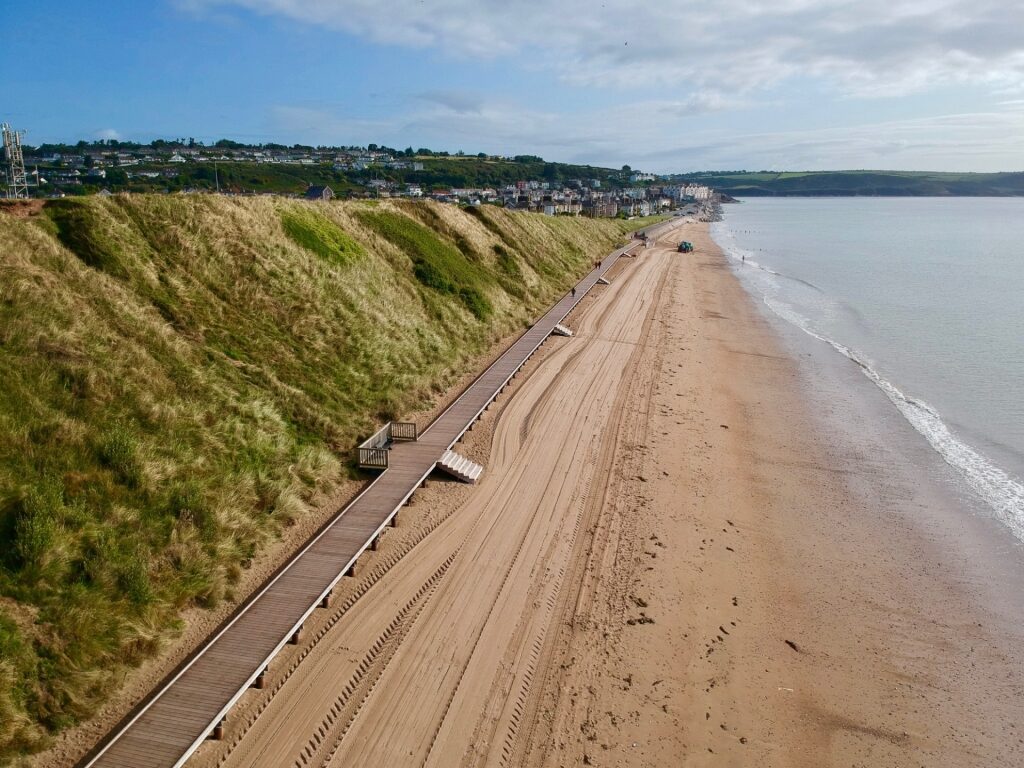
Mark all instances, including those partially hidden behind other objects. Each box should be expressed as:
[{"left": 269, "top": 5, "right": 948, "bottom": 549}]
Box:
[
  {"left": 527, "top": 221, "right": 1024, "bottom": 765},
  {"left": 711, "top": 196, "right": 1024, "bottom": 514},
  {"left": 741, "top": 254, "right": 1024, "bottom": 622},
  {"left": 710, "top": 204, "right": 1024, "bottom": 610},
  {"left": 645, "top": 223, "right": 1024, "bottom": 764}
]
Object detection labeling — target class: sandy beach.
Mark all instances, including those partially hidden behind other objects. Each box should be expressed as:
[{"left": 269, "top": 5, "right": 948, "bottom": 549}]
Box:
[
  {"left": 80, "top": 221, "right": 1024, "bottom": 767},
  {"left": 532, "top": 223, "right": 1024, "bottom": 766}
]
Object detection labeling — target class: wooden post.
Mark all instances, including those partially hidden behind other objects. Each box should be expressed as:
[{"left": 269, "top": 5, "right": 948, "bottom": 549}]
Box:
[
  {"left": 289, "top": 626, "right": 302, "bottom": 645},
  {"left": 371, "top": 533, "right": 381, "bottom": 551},
  {"left": 320, "top": 590, "right": 332, "bottom": 609},
  {"left": 253, "top": 667, "right": 268, "bottom": 689},
  {"left": 346, "top": 561, "right": 357, "bottom": 577},
  {"left": 390, "top": 512, "right": 399, "bottom": 527},
  {"left": 212, "top": 718, "right": 226, "bottom": 740}
]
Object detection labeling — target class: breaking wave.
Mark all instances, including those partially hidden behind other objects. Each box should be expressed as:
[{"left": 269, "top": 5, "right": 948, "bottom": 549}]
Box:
[{"left": 719, "top": 238, "right": 1024, "bottom": 544}]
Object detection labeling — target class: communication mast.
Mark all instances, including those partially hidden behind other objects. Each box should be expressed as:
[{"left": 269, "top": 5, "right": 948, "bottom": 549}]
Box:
[{"left": 2, "top": 123, "right": 32, "bottom": 199}]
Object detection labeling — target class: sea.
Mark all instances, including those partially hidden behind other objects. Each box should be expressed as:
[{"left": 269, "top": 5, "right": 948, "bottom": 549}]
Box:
[{"left": 711, "top": 197, "right": 1024, "bottom": 546}]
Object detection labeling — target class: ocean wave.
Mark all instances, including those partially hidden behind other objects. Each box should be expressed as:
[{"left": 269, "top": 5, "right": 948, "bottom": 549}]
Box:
[
  {"left": 760, "top": 293, "right": 1024, "bottom": 544},
  {"left": 717, "top": 239, "right": 823, "bottom": 292}
]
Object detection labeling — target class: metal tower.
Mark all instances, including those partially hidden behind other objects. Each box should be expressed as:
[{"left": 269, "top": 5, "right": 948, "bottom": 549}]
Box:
[{"left": 2, "top": 123, "right": 30, "bottom": 199}]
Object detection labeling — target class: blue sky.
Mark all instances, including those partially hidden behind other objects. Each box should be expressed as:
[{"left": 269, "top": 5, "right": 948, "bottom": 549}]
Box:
[{"left": 5, "top": 0, "right": 1024, "bottom": 172}]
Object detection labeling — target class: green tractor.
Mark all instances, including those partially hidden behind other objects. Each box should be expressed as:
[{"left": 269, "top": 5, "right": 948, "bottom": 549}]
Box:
[{"left": 677, "top": 241, "right": 694, "bottom": 253}]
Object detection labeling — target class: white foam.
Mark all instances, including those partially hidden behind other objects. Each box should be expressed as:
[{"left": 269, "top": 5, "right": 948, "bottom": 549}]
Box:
[{"left": 714, "top": 227, "right": 1024, "bottom": 544}]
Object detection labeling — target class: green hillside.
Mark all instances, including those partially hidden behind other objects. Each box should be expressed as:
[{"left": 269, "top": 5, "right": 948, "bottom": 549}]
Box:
[
  {"left": 35, "top": 158, "right": 628, "bottom": 197},
  {"left": 0, "top": 196, "right": 654, "bottom": 760}
]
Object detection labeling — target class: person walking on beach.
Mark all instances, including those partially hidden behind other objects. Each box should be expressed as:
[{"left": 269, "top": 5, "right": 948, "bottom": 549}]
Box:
[{"left": 571, "top": 286, "right": 576, "bottom": 297}]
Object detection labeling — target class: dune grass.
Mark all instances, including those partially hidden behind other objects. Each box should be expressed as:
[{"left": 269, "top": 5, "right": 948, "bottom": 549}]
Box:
[
  {"left": 355, "top": 207, "right": 495, "bottom": 320},
  {"left": 281, "top": 208, "right": 365, "bottom": 267},
  {"left": 0, "top": 196, "right": 648, "bottom": 761}
]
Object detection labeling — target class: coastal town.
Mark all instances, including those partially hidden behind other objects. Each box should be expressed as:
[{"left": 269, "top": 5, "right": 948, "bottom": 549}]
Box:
[{"left": 6, "top": 134, "right": 717, "bottom": 216}]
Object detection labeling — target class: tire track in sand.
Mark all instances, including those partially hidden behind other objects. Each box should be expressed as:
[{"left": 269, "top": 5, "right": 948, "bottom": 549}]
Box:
[
  {"left": 370, "top": 250, "right": 671, "bottom": 768},
  {"left": 504, "top": 255, "right": 671, "bottom": 768},
  {"left": 208, "top": 241, "right": 677, "bottom": 768}
]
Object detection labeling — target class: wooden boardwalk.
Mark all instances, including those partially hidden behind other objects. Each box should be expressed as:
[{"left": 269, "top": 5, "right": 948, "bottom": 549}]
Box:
[{"left": 82, "top": 219, "right": 683, "bottom": 768}]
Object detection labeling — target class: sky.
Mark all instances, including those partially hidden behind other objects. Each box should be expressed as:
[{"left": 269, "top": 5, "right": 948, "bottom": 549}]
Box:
[{"left": 4, "top": 0, "right": 1024, "bottom": 172}]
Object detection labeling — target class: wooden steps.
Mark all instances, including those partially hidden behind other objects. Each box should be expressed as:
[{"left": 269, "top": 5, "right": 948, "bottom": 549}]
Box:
[
  {"left": 551, "top": 323, "right": 574, "bottom": 337},
  {"left": 437, "top": 450, "right": 484, "bottom": 484}
]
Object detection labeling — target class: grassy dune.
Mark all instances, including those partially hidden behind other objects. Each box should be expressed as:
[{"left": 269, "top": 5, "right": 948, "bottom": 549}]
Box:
[{"left": 0, "top": 195, "right": 655, "bottom": 760}]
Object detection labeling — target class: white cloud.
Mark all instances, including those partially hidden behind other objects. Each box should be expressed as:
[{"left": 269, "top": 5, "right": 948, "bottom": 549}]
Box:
[
  {"left": 629, "top": 109, "right": 1024, "bottom": 172},
  {"left": 184, "top": 0, "right": 1024, "bottom": 98},
  {"left": 269, "top": 97, "right": 1024, "bottom": 173},
  {"left": 95, "top": 128, "right": 122, "bottom": 141},
  {"left": 186, "top": 0, "right": 1024, "bottom": 170},
  {"left": 654, "top": 92, "right": 756, "bottom": 116},
  {"left": 416, "top": 90, "right": 485, "bottom": 114}
]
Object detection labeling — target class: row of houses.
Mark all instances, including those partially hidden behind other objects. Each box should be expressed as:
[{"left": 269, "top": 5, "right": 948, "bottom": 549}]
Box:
[
  {"left": 28, "top": 147, "right": 434, "bottom": 171},
  {"left": 307, "top": 180, "right": 715, "bottom": 218}
]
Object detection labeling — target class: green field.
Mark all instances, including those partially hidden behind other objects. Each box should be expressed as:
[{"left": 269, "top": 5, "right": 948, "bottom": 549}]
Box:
[{"left": 0, "top": 197, "right": 654, "bottom": 761}]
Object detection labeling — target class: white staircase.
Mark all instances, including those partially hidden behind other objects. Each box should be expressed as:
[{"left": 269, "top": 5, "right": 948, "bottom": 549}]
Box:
[
  {"left": 597, "top": 276, "right": 610, "bottom": 285},
  {"left": 438, "top": 450, "right": 484, "bottom": 484},
  {"left": 552, "top": 323, "right": 573, "bottom": 337}
]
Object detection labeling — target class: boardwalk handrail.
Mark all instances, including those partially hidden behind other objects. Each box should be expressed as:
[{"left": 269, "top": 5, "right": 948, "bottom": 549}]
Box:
[
  {"left": 356, "top": 422, "right": 418, "bottom": 468},
  {"left": 357, "top": 423, "right": 393, "bottom": 469},
  {"left": 358, "top": 421, "right": 417, "bottom": 468},
  {"left": 361, "top": 423, "right": 391, "bottom": 450},
  {"left": 358, "top": 446, "right": 389, "bottom": 469},
  {"left": 389, "top": 421, "right": 417, "bottom": 441}
]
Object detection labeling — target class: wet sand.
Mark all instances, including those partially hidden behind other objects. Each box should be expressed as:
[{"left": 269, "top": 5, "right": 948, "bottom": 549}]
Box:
[{"left": 187, "top": 222, "right": 1024, "bottom": 767}]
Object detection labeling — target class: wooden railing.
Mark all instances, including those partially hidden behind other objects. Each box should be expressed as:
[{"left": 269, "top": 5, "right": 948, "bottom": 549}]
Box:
[
  {"left": 389, "top": 421, "right": 417, "bottom": 441},
  {"left": 358, "top": 446, "right": 390, "bottom": 469},
  {"left": 357, "top": 421, "right": 418, "bottom": 469},
  {"left": 358, "top": 424, "right": 392, "bottom": 469},
  {"left": 363, "top": 423, "right": 391, "bottom": 449}
]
